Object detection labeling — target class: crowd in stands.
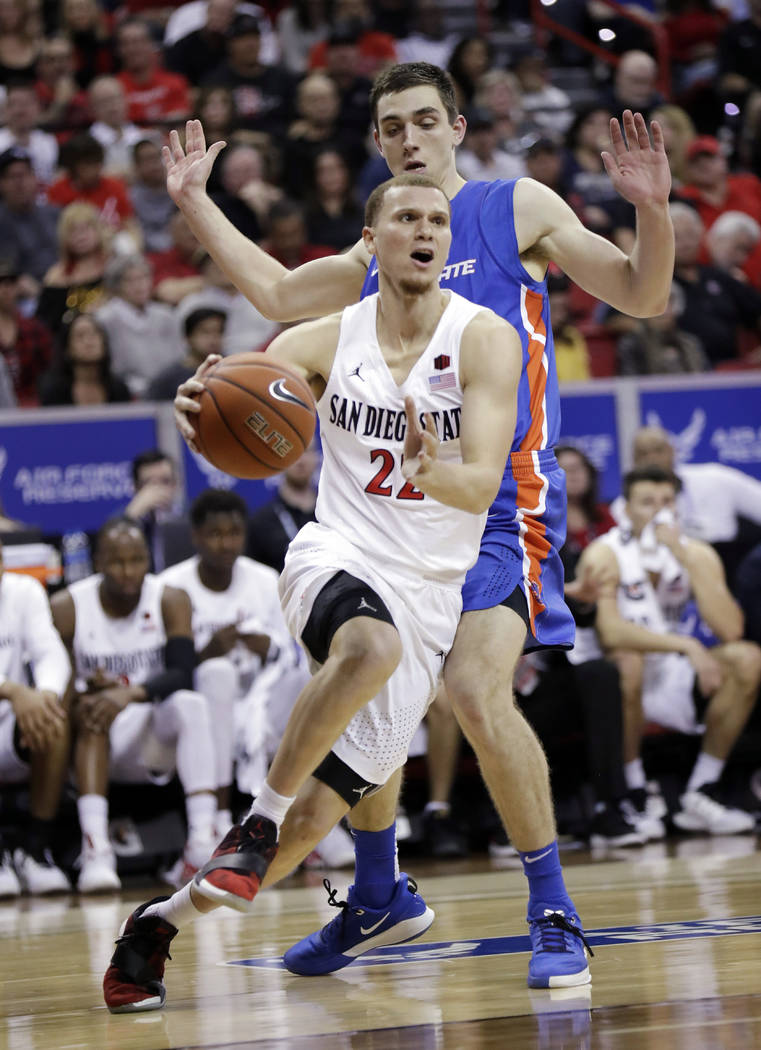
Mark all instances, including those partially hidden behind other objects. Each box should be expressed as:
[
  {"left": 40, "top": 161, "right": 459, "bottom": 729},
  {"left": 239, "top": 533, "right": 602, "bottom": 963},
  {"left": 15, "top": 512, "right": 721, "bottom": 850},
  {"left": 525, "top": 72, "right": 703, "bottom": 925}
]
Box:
[
  {"left": 2, "top": 0, "right": 761, "bottom": 894},
  {"left": 0, "top": 0, "right": 760, "bottom": 398}
]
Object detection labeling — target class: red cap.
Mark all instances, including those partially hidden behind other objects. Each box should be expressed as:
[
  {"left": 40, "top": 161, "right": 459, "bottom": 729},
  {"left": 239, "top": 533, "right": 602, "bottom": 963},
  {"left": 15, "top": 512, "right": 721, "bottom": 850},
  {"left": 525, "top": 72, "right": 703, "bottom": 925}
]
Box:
[{"left": 686, "top": 135, "right": 721, "bottom": 162}]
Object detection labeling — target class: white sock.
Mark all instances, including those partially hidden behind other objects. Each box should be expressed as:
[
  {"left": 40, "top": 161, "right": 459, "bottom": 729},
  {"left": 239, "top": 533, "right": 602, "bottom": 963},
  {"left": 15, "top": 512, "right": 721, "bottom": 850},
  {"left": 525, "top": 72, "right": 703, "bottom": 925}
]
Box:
[
  {"left": 247, "top": 781, "right": 295, "bottom": 833},
  {"left": 624, "top": 759, "right": 646, "bottom": 791},
  {"left": 686, "top": 752, "right": 725, "bottom": 794},
  {"left": 186, "top": 792, "right": 216, "bottom": 844},
  {"left": 215, "top": 808, "right": 233, "bottom": 836},
  {"left": 144, "top": 882, "right": 201, "bottom": 929},
  {"left": 77, "top": 794, "right": 110, "bottom": 851},
  {"left": 424, "top": 801, "right": 450, "bottom": 815}
]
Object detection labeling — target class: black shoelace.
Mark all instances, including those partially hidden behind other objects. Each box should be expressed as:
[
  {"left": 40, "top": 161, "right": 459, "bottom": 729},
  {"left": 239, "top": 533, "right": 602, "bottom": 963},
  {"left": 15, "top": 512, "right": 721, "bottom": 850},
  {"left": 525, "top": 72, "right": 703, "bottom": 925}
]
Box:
[{"left": 532, "top": 911, "right": 594, "bottom": 957}]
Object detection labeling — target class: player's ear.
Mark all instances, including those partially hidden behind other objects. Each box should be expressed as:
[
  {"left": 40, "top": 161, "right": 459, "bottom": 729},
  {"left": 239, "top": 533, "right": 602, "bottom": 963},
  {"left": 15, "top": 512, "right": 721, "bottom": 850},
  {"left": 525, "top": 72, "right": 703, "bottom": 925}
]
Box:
[
  {"left": 362, "top": 225, "right": 377, "bottom": 256},
  {"left": 452, "top": 114, "right": 467, "bottom": 147},
  {"left": 372, "top": 127, "right": 384, "bottom": 156}
]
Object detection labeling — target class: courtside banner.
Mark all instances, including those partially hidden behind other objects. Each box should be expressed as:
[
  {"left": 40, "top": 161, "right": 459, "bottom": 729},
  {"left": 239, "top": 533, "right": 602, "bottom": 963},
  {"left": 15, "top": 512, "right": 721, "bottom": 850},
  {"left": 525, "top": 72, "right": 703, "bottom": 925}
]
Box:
[
  {"left": 182, "top": 442, "right": 279, "bottom": 511},
  {"left": 558, "top": 391, "right": 620, "bottom": 501},
  {"left": 0, "top": 416, "right": 156, "bottom": 532},
  {"left": 640, "top": 386, "right": 761, "bottom": 480}
]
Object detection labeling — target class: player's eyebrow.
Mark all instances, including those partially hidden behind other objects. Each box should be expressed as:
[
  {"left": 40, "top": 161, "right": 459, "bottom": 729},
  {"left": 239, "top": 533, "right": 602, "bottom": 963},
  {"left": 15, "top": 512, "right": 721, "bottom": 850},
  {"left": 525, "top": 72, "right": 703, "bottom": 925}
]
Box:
[{"left": 379, "top": 106, "right": 440, "bottom": 125}]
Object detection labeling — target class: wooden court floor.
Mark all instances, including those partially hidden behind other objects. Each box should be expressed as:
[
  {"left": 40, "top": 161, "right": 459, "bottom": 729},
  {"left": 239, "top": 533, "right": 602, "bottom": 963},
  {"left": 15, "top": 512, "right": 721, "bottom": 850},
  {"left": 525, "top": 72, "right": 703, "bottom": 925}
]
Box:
[{"left": 3, "top": 836, "right": 761, "bottom": 1050}]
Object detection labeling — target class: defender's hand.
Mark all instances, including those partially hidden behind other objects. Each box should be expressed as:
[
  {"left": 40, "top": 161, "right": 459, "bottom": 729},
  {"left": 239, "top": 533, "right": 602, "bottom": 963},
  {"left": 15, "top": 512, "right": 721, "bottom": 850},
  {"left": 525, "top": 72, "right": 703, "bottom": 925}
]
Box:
[
  {"left": 163, "top": 120, "right": 227, "bottom": 205},
  {"left": 601, "top": 110, "right": 672, "bottom": 207}
]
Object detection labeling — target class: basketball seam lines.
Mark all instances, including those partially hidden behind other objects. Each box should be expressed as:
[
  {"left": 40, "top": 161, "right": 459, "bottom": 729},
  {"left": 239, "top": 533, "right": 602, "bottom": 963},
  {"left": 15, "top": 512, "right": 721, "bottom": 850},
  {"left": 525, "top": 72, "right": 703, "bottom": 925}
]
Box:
[
  {"left": 210, "top": 374, "right": 310, "bottom": 452},
  {"left": 202, "top": 385, "right": 273, "bottom": 469}
]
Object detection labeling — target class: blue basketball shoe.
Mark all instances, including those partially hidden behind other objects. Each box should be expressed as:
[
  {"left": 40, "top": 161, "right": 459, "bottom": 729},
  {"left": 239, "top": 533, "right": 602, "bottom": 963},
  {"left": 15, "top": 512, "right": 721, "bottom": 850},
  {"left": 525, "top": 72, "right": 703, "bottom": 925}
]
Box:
[
  {"left": 527, "top": 907, "right": 593, "bottom": 988},
  {"left": 284, "top": 873, "right": 434, "bottom": 976}
]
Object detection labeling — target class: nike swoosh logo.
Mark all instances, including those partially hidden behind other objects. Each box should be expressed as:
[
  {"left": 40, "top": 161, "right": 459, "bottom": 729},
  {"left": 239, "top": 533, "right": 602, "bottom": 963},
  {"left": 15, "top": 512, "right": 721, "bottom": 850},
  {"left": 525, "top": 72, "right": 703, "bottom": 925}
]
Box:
[
  {"left": 360, "top": 913, "right": 390, "bottom": 935},
  {"left": 268, "top": 378, "right": 310, "bottom": 410},
  {"left": 524, "top": 848, "right": 552, "bottom": 864}
]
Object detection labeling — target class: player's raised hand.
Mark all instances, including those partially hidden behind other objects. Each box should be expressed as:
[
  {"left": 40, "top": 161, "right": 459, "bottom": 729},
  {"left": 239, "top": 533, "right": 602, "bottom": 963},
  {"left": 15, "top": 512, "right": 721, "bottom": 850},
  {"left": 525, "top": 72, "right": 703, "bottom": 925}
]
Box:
[
  {"left": 401, "top": 396, "right": 439, "bottom": 480},
  {"left": 173, "top": 353, "right": 222, "bottom": 451},
  {"left": 601, "top": 110, "right": 672, "bottom": 207},
  {"left": 163, "top": 119, "right": 227, "bottom": 205}
]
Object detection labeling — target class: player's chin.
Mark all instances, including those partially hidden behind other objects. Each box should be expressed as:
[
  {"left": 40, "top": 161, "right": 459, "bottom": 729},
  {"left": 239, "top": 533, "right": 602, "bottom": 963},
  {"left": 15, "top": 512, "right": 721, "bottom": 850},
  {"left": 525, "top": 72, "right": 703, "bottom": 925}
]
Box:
[{"left": 398, "top": 275, "right": 437, "bottom": 296}]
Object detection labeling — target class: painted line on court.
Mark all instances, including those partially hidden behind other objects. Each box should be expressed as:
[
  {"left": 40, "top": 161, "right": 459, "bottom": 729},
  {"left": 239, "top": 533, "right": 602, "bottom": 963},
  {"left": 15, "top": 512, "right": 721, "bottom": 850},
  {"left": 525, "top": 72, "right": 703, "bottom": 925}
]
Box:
[{"left": 227, "top": 914, "right": 761, "bottom": 970}]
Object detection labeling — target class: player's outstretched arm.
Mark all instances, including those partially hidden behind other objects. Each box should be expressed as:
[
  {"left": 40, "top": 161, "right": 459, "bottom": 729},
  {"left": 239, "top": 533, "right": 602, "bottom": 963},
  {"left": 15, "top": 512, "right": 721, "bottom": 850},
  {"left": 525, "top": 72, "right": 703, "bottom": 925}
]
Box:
[
  {"left": 402, "top": 312, "right": 522, "bottom": 513},
  {"left": 164, "top": 121, "right": 369, "bottom": 322},
  {"left": 516, "top": 111, "right": 673, "bottom": 317}
]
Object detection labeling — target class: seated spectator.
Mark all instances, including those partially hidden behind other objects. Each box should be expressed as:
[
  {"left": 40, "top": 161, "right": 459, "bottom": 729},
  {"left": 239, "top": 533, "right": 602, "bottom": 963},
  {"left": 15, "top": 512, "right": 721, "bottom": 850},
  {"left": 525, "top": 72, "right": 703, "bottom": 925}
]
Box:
[
  {"left": 0, "top": 257, "right": 53, "bottom": 404},
  {"left": 281, "top": 71, "right": 366, "bottom": 199},
  {"left": 130, "top": 137, "right": 176, "bottom": 254},
  {"left": 562, "top": 105, "right": 636, "bottom": 247},
  {"left": 0, "top": 147, "right": 59, "bottom": 302},
  {"left": 557, "top": 444, "right": 616, "bottom": 554},
  {"left": 159, "top": 488, "right": 312, "bottom": 876},
  {"left": 735, "top": 540, "right": 761, "bottom": 645},
  {"left": 304, "top": 148, "right": 364, "bottom": 253},
  {"left": 577, "top": 466, "right": 761, "bottom": 835},
  {"left": 0, "top": 0, "right": 42, "bottom": 87},
  {"left": 210, "top": 142, "right": 281, "bottom": 244},
  {"left": 246, "top": 445, "right": 319, "bottom": 571},
  {"left": 167, "top": 0, "right": 242, "bottom": 85},
  {"left": 716, "top": 1, "right": 761, "bottom": 106},
  {"left": 601, "top": 49, "right": 664, "bottom": 124},
  {"left": 51, "top": 517, "right": 218, "bottom": 892},
  {"left": 0, "top": 82, "right": 58, "bottom": 187},
  {"left": 472, "top": 70, "right": 534, "bottom": 158},
  {"left": 94, "top": 253, "right": 180, "bottom": 397},
  {"left": 678, "top": 135, "right": 761, "bottom": 289},
  {"left": 59, "top": 0, "right": 115, "bottom": 90},
  {"left": 124, "top": 449, "right": 194, "bottom": 571},
  {"left": 164, "top": 0, "right": 280, "bottom": 65},
  {"left": 524, "top": 136, "right": 566, "bottom": 195},
  {"left": 662, "top": 0, "right": 728, "bottom": 101},
  {"left": 33, "top": 35, "right": 91, "bottom": 139},
  {"left": 649, "top": 104, "right": 696, "bottom": 189},
  {"left": 0, "top": 538, "right": 72, "bottom": 898},
  {"left": 394, "top": 0, "right": 458, "bottom": 69},
  {"left": 317, "top": 23, "right": 373, "bottom": 141},
  {"left": 194, "top": 84, "right": 238, "bottom": 149},
  {"left": 116, "top": 17, "right": 192, "bottom": 127},
  {"left": 175, "top": 252, "right": 279, "bottom": 354},
  {"left": 615, "top": 281, "right": 708, "bottom": 375},
  {"left": 149, "top": 211, "right": 205, "bottom": 306},
  {"left": 88, "top": 76, "right": 145, "bottom": 181},
  {"left": 38, "top": 312, "right": 130, "bottom": 406},
  {"left": 457, "top": 107, "right": 526, "bottom": 184},
  {"left": 276, "top": 0, "right": 331, "bottom": 75},
  {"left": 308, "top": 0, "right": 397, "bottom": 80},
  {"left": 46, "top": 133, "right": 140, "bottom": 247},
  {"left": 147, "top": 305, "right": 225, "bottom": 400},
  {"left": 611, "top": 423, "right": 761, "bottom": 583},
  {"left": 513, "top": 47, "right": 573, "bottom": 139},
  {"left": 201, "top": 13, "right": 297, "bottom": 138},
  {"left": 260, "top": 198, "right": 335, "bottom": 269},
  {"left": 670, "top": 202, "right": 761, "bottom": 367},
  {"left": 705, "top": 211, "right": 761, "bottom": 288},
  {"left": 446, "top": 34, "right": 495, "bottom": 110},
  {"left": 36, "top": 201, "right": 110, "bottom": 333},
  {"left": 547, "top": 274, "right": 591, "bottom": 383}
]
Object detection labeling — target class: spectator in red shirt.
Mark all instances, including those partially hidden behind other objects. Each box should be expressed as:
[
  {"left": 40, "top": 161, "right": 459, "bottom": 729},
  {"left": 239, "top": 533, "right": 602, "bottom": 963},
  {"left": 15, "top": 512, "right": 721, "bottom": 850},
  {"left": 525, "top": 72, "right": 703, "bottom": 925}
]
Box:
[
  {"left": 0, "top": 257, "right": 54, "bottom": 405},
  {"left": 149, "top": 211, "right": 205, "bottom": 305},
  {"left": 46, "top": 133, "right": 140, "bottom": 246},
  {"left": 116, "top": 17, "right": 192, "bottom": 127},
  {"left": 678, "top": 135, "right": 761, "bottom": 288},
  {"left": 260, "top": 198, "right": 335, "bottom": 269},
  {"left": 308, "top": 0, "right": 397, "bottom": 80}
]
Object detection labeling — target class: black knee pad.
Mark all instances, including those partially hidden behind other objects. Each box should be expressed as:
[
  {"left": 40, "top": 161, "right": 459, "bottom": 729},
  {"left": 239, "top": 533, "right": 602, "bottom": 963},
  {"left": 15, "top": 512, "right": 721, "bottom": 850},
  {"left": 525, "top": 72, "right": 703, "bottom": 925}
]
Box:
[
  {"left": 313, "top": 750, "right": 383, "bottom": 807},
  {"left": 301, "top": 570, "right": 395, "bottom": 665}
]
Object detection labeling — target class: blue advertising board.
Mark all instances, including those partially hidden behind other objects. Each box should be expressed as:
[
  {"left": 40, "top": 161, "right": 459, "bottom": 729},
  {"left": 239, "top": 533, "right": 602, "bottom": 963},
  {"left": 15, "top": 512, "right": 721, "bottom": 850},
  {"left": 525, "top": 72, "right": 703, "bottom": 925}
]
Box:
[
  {"left": 0, "top": 416, "right": 157, "bottom": 533},
  {"left": 640, "top": 386, "right": 761, "bottom": 480},
  {"left": 559, "top": 391, "right": 620, "bottom": 501},
  {"left": 182, "top": 443, "right": 280, "bottom": 512}
]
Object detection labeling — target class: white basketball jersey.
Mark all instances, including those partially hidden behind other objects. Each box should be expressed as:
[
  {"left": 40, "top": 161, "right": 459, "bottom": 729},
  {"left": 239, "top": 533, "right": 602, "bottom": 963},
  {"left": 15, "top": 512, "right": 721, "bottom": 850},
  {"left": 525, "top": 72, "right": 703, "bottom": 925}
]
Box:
[
  {"left": 570, "top": 524, "right": 692, "bottom": 665},
  {"left": 70, "top": 573, "right": 166, "bottom": 688},
  {"left": 0, "top": 572, "right": 69, "bottom": 695},
  {"left": 315, "top": 291, "right": 489, "bottom": 583},
  {"left": 160, "top": 555, "right": 290, "bottom": 673}
]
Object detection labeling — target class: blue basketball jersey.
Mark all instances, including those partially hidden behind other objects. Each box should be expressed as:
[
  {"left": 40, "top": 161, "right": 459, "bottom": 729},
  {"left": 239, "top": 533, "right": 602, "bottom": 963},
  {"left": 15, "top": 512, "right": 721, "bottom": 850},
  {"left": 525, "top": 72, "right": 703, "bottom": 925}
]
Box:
[{"left": 361, "top": 179, "right": 573, "bottom": 648}]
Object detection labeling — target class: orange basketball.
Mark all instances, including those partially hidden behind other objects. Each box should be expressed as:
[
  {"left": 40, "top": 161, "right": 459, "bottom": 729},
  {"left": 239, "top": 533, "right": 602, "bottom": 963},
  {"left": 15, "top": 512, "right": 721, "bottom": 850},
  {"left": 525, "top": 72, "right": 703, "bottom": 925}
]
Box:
[{"left": 192, "top": 354, "right": 317, "bottom": 479}]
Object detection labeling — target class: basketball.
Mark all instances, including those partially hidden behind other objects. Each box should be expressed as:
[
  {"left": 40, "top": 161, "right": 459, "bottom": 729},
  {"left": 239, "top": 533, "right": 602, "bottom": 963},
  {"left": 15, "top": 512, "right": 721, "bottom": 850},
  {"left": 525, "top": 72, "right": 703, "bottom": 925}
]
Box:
[{"left": 192, "top": 354, "right": 317, "bottom": 479}]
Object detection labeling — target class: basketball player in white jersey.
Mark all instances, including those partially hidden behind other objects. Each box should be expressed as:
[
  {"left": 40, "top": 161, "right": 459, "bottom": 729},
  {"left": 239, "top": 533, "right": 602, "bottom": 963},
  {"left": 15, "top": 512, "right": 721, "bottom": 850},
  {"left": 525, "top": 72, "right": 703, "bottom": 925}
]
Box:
[
  {"left": 0, "top": 540, "right": 72, "bottom": 896},
  {"left": 102, "top": 173, "right": 525, "bottom": 1013},
  {"left": 574, "top": 466, "right": 761, "bottom": 836},
  {"left": 51, "top": 518, "right": 219, "bottom": 893},
  {"left": 160, "top": 488, "right": 353, "bottom": 875}
]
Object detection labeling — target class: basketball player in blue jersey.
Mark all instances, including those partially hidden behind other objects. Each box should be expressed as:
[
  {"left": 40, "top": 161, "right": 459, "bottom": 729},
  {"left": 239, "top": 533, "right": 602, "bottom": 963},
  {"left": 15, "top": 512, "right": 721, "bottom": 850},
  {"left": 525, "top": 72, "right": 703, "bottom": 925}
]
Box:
[{"left": 166, "top": 62, "right": 674, "bottom": 987}]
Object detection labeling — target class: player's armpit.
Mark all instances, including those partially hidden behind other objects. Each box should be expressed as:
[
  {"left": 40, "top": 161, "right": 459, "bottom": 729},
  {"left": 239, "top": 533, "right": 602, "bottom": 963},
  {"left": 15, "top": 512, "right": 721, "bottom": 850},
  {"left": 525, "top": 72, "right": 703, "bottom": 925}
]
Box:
[{"left": 264, "top": 313, "right": 343, "bottom": 395}]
